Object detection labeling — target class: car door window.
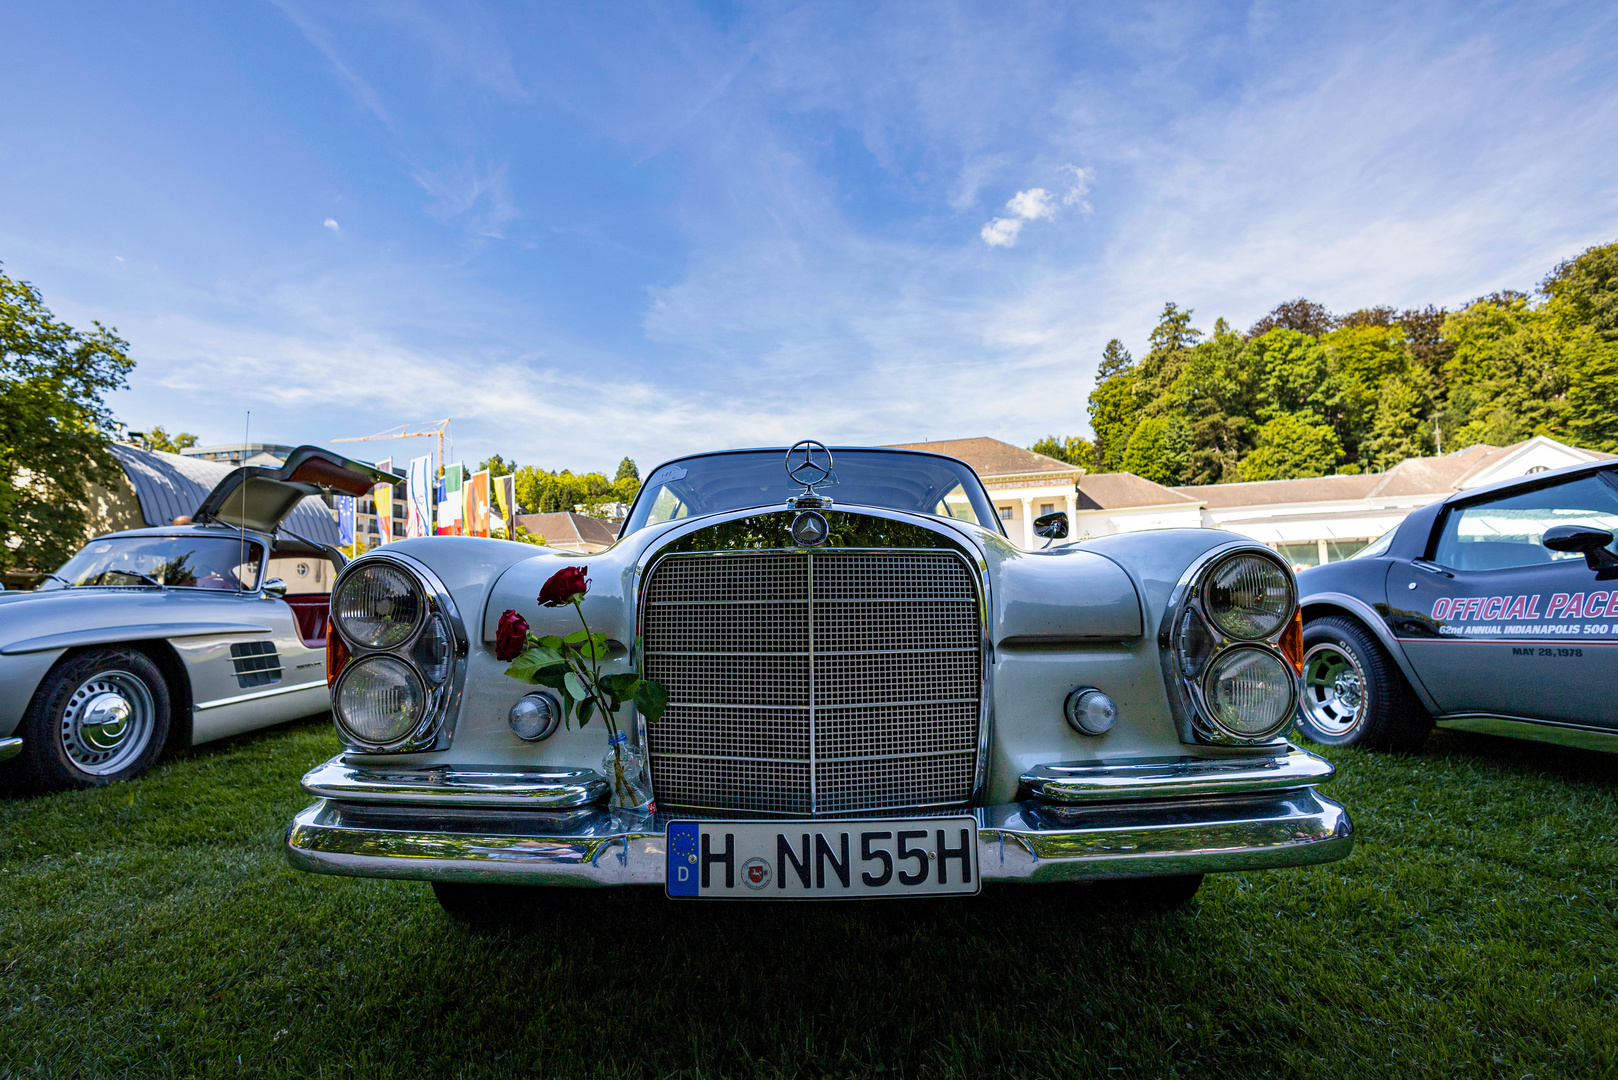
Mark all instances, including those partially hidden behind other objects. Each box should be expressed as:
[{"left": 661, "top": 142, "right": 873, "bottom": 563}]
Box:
[{"left": 1432, "top": 474, "right": 1618, "bottom": 571}]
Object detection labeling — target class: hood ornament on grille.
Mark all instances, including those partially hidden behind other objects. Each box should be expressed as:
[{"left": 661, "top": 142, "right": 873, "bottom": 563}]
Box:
[{"left": 785, "top": 439, "right": 832, "bottom": 546}]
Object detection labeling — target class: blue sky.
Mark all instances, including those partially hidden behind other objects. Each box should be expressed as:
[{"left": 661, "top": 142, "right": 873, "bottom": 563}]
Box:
[{"left": 3, "top": 2, "right": 1616, "bottom": 475}]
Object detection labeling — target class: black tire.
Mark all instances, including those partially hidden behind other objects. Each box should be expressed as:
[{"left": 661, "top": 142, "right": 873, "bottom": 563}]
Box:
[
  {"left": 1297, "top": 615, "right": 1430, "bottom": 751},
  {"left": 431, "top": 881, "right": 548, "bottom": 929},
  {"left": 15, "top": 647, "right": 172, "bottom": 792}
]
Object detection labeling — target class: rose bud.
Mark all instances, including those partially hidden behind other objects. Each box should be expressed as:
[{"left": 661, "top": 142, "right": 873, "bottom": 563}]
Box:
[
  {"left": 538, "top": 565, "right": 590, "bottom": 608},
  {"left": 495, "top": 609, "right": 530, "bottom": 661}
]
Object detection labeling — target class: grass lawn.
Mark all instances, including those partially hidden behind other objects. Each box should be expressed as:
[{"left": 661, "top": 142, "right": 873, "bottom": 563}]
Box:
[{"left": 3, "top": 716, "right": 1616, "bottom": 1079}]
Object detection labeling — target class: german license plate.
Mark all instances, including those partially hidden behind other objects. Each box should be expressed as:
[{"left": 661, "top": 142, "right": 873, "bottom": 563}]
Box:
[{"left": 665, "top": 817, "right": 980, "bottom": 899}]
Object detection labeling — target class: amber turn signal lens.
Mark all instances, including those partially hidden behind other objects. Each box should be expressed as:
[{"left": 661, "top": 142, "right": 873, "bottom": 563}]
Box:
[
  {"left": 1279, "top": 608, "right": 1303, "bottom": 675},
  {"left": 326, "top": 617, "right": 350, "bottom": 688}
]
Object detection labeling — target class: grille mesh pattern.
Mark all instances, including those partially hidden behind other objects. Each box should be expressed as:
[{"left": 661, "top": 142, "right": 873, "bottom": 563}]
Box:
[{"left": 643, "top": 548, "right": 982, "bottom": 815}]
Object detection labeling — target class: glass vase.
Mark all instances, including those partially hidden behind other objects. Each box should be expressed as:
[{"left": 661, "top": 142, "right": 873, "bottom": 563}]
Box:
[{"left": 603, "top": 730, "right": 654, "bottom": 812}]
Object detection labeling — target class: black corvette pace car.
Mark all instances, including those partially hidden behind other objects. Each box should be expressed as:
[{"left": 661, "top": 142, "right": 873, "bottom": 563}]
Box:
[{"left": 1294, "top": 457, "right": 1618, "bottom": 752}]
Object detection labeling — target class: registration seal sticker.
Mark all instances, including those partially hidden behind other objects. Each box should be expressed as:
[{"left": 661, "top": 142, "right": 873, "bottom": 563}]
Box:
[{"left": 741, "top": 856, "right": 771, "bottom": 890}]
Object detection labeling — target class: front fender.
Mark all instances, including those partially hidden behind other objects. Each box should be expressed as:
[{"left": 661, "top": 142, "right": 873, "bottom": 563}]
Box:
[{"left": 1300, "top": 590, "right": 1440, "bottom": 714}]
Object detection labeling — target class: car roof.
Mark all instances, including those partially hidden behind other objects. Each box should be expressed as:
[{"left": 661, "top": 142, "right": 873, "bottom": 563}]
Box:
[{"left": 1441, "top": 457, "right": 1617, "bottom": 507}]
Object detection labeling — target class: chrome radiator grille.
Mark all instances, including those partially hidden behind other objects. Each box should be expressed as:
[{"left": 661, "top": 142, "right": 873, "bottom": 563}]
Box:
[{"left": 642, "top": 549, "right": 982, "bottom": 815}]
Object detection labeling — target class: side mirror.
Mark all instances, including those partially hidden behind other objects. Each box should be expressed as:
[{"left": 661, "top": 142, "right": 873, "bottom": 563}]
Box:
[
  {"left": 262, "top": 577, "right": 289, "bottom": 599},
  {"left": 1543, "top": 525, "right": 1618, "bottom": 570},
  {"left": 1033, "top": 512, "right": 1069, "bottom": 540}
]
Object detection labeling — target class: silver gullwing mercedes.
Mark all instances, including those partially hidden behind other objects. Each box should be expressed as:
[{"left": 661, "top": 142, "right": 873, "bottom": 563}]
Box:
[
  {"left": 285, "top": 442, "right": 1353, "bottom": 915},
  {"left": 0, "top": 447, "right": 394, "bottom": 792}
]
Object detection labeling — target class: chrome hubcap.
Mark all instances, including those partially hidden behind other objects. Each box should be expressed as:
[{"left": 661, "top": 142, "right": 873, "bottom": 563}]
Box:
[
  {"left": 60, "top": 671, "right": 155, "bottom": 775},
  {"left": 1300, "top": 644, "right": 1367, "bottom": 737}
]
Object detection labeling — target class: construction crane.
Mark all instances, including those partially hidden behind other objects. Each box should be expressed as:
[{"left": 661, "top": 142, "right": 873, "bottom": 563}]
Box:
[{"left": 334, "top": 419, "right": 452, "bottom": 477}]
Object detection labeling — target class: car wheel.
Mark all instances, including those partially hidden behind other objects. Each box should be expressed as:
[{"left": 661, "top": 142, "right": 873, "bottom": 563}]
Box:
[
  {"left": 1297, "top": 616, "right": 1430, "bottom": 751},
  {"left": 16, "top": 647, "right": 172, "bottom": 791}
]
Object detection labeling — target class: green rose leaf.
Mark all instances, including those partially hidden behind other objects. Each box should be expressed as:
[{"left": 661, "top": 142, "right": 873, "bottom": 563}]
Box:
[
  {"left": 578, "top": 696, "right": 595, "bottom": 726},
  {"left": 504, "top": 649, "right": 546, "bottom": 682},
  {"left": 538, "top": 635, "right": 564, "bottom": 651},
  {"left": 634, "top": 679, "right": 669, "bottom": 724},
  {"left": 562, "top": 629, "right": 590, "bottom": 644},
  {"left": 563, "top": 670, "right": 590, "bottom": 703}
]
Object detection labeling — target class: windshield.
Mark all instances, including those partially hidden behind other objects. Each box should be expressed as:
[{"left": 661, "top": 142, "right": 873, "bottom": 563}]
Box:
[
  {"left": 47, "top": 535, "right": 265, "bottom": 591},
  {"left": 1350, "top": 527, "right": 1397, "bottom": 560},
  {"left": 623, "top": 450, "right": 999, "bottom": 535}
]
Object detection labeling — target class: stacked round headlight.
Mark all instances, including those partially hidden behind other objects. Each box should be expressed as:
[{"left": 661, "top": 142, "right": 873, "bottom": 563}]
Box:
[
  {"left": 334, "top": 656, "right": 427, "bottom": 746},
  {"left": 1203, "top": 646, "right": 1295, "bottom": 738},
  {"left": 1203, "top": 552, "right": 1293, "bottom": 640},
  {"left": 333, "top": 564, "right": 423, "bottom": 649}
]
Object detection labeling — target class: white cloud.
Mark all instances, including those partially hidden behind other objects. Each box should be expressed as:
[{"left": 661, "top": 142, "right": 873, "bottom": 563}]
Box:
[
  {"left": 979, "top": 217, "right": 1023, "bottom": 247},
  {"left": 981, "top": 184, "right": 1071, "bottom": 247},
  {"left": 1005, "top": 187, "right": 1056, "bottom": 220},
  {"left": 323, "top": 218, "right": 340, "bottom": 231},
  {"left": 1060, "top": 166, "right": 1094, "bottom": 213}
]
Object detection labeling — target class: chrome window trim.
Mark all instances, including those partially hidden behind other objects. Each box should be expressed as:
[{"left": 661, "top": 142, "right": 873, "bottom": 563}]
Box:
[
  {"left": 631, "top": 504, "right": 995, "bottom": 813},
  {"left": 1158, "top": 541, "right": 1299, "bottom": 747},
  {"left": 328, "top": 550, "right": 469, "bottom": 753}
]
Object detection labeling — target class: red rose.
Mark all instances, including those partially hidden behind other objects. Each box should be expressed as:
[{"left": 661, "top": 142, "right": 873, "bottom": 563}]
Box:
[
  {"left": 538, "top": 565, "right": 589, "bottom": 608},
  {"left": 495, "top": 609, "right": 529, "bottom": 661}
]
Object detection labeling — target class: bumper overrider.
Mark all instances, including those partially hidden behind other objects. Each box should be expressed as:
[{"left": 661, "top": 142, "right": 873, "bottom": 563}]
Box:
[{"left": 284, "top": 745, "right": 1352, "bottom": 886}]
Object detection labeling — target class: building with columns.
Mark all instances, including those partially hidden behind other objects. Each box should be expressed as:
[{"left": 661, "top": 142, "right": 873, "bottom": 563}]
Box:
[{"left": 889, "top": 438, "right": 1081, "bottom": 549}]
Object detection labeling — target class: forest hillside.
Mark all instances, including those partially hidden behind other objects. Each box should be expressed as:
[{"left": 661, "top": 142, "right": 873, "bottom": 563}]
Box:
[{"left": 1032, "top": 240, "right": 1618, "bottom": 485}]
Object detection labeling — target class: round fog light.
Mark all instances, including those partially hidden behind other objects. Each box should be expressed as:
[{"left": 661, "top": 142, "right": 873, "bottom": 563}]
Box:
[
  {"left": 1204, "top": 646, "right": 1295, "bottom": 738},
  {"left": 509, "top": 693, "right": 561, "bottom": 741},
  {"left": 1065, "top": 687, "right": 1117, "bottom": 735}
]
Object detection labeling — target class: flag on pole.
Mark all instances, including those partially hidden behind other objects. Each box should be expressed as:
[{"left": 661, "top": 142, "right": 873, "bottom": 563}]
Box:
[
  {"left": 470, "top": 470, "right": 491, "bottom": 538},
  {"left": 406, "top": 454, "right": 432, "bottom": 539},
  {"left": 438, "top": 463, "right": 464, "bottom": 536},
  {"left": 337, "top": 496, "right": 355, "bottom": 547},
  {"left": 492, "top": 473, "right": 517, "bottom": 538},
  {"left": 373, "top": 459, "right": 393, "bottom": 546}
]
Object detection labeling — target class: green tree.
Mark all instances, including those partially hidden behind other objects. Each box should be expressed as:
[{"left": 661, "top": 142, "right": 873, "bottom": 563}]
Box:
[
  {"left": 1250, "top": 329, "right": 1333, "bottom": 425},
  {"left": 613, "top": 457, "right": 641, "bottom": 503},
  {"left": 1096, "top": 338, "right": 1132, "bottom": 380},
  {"left": 1136, "top": 303, "right": 1203, "bottom": 402},
  {"left": 1442, "top": 296, "right": 1568, "bottom": 449},
  {"left": 1087, "top": 371, "right": 1139, "bottom": 471},
  {"left": 145, "top": 426, "right": 198, "bottom": 454},
  {"left": 1543, "top": 241, "right": 1618, "bottom": 451},
  {"left": 1029, "top": 435, "right": 1094, "bottom": 468},
  {"left": 1322, "top": 323, "right": 1417, "bottom": 460},
  {"left": 480, "top": 453, "right": 517, "bottom": 478},
  {"left": 1, "top": 266, "right": 135, "bottom": 574},
  {"left": 1363, "top": 375, "right": 1430, "bottom": 470},
  {"left": 1238, "top": 414, "right": 1342, "bottom": 482},
  {"left": 1120, "top": 414, "right": 1190, "bottom": 486},
  {"left": 1171, "top": 319, "right": 1258, "bottom": 485}
]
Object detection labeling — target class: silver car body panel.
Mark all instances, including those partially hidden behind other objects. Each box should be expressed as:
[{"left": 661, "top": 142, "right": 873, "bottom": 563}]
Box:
[{"left": 0, "top": 527, "right": 329, "bottom": 744}]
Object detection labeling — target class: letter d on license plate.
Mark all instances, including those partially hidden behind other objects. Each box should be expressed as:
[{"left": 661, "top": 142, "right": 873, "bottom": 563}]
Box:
[{"left": 665, "top": 817, "right": 980, "bottom": 899}]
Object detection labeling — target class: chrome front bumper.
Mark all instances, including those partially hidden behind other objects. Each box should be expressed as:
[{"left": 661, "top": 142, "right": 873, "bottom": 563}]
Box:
[
  {"left": 0, "top": 737, "right": 21, "bottom": 763},
  {"left": 285, "top": 747, "right": 1353, "bottom": 886}
]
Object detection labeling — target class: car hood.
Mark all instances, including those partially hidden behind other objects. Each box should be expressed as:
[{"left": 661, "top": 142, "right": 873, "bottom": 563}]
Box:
[{"left": 195, "top": 446, "right": 400, "bottom": 534}]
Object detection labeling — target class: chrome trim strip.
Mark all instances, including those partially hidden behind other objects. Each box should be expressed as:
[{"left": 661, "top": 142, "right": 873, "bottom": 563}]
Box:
[
  {"left": 300, "top": 757, "right": 609, "bottom": 808},
  {"left": 1020, "top": 744, "right": 1334, "bottom": 803},
  {"left": 1, "top": 622, "right": 275, "bottom": 655},
  {"left": 1434, "top": 713, "right": 1618, "bottom": 753},
  {"left": 193, "top": 680, "right": 327, "bottom": 711},
  {"left": 284, "top": 788, "right": 1352, "bottom": 885},
  {"left": 0, "top": 737, "right": 21, "bottom": 762}
]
